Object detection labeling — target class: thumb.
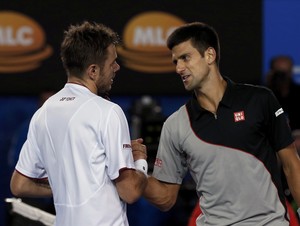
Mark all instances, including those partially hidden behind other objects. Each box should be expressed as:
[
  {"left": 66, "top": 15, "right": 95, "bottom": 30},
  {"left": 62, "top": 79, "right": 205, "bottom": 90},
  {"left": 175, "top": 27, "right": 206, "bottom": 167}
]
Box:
[{"left": 132, "top": 138, "right": 144, "bottom": 144}]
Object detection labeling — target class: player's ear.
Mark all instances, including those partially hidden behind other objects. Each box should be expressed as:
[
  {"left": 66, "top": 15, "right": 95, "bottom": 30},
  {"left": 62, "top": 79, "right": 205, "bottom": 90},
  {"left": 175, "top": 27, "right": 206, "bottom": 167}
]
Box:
[
  {"left": 205, "top": 47, "right": 216, "bottom": 65},
  {"left": 87, "top": 64, "right": 99, "bottom": 81}
]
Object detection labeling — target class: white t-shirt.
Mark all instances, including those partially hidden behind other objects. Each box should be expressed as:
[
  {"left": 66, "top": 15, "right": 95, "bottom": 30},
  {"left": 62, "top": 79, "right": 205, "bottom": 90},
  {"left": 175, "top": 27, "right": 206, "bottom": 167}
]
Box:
[{"left": 16, "top": 83, "right": 135, "bottom": 226}]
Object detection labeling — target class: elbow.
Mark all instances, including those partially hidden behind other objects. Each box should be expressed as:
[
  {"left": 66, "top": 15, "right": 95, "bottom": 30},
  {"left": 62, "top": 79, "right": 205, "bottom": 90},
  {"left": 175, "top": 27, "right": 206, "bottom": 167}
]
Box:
[
  {"left": 144, "top": 191, "right": 176, "bottom": 211},
  {"left": 117, "top": 184, "right": 143, "bottom": 204},
  {"left": 10, "top": 171, "right": 27, "bottom": 197},
  {"left": 10, "top": 181, "right": 24, "bottom": 197},
  {"left": 156, "top": 199, "right": 176, "bottom": 212},
  {"left": 126, "top": 196, "right": 139, "bottom": 205},
  {"left": 124, "top": 188, "right": 144, "bottom": 204},
  {"left": 116, "top": 169, "right": 148, "bottom": 204},
  {"left": 120, "top": 181, "right": 148, "bottom": 204},
  {"left": 159, "top": 205, "right": 173, "bottom": 212}
]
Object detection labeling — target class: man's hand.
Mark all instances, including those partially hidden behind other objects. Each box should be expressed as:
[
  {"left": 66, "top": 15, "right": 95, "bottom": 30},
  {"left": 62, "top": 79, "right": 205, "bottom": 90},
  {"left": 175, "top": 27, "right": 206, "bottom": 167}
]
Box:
[
  {"left": 131, "top": 138, "right": 148, "bottom": 176},
  {"left": 131, "top": 138, "right": 147, "bottom": 161}
]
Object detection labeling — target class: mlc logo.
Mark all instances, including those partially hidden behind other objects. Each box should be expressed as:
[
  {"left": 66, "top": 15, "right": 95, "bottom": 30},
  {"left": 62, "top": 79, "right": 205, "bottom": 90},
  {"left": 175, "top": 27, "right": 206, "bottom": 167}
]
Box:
[
  {"left": 117, "top": 11, "right": 185, "bottom": 73},
  {"left": 0, "top": 10, "right": 53, "bottom": 73}
]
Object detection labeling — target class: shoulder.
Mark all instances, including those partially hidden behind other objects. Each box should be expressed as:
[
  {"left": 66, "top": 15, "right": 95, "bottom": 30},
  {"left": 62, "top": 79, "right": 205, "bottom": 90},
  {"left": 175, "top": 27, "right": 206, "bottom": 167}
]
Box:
[
  {"left": 166, "top": 104, "right": 188, "bottom": 122},
  {"left": 92, "top": 96, "right": 123, "bottom": 111},
  {"left": 232, "top": 81, "right": 274, "bottom": 100},
  {"left": 235, "top": 82, "right": 271, "bottom": 94},
  {"left": 163, "top": 104, "right": 189, "bottom": 133},
  {"left": 97, "top": 98, "right": 127, "bottom": 120}
]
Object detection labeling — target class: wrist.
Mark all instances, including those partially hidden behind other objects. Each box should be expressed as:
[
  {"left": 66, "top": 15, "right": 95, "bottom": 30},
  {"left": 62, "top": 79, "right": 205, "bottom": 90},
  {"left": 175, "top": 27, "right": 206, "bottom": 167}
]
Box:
[{"left": 134, "top": 159, "right": 148, "bottom": 176}]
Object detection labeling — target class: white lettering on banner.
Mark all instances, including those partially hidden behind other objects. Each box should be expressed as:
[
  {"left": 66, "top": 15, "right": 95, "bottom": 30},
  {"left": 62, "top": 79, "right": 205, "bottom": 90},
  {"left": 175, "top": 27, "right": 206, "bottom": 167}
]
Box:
[
  {"left": 133, "top": 26, "right": 175, "bottom": 46},
  {"left": 0, "top": 26, "right": 33, "bottom": 46}
]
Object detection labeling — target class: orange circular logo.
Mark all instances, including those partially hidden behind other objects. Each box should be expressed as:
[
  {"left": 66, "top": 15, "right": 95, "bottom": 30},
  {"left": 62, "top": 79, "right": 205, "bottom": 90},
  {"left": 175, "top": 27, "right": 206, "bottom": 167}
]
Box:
[
  {"left": 117, "top": 11, "right": 185, "bottom": 73},
  {"left": 0, "top": 10, "right": 53, "bottom": 73}
]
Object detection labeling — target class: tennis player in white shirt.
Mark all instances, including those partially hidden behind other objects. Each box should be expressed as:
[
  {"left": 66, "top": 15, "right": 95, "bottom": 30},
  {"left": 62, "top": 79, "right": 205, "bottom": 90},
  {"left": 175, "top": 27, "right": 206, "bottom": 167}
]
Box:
[{"left": 10, "top": 21, "right": 148, "bottom": 226}]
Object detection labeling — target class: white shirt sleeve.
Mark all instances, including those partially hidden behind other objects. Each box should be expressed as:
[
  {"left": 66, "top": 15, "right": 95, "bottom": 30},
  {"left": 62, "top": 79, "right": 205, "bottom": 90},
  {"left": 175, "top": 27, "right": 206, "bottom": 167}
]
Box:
[
  {"left": 104, "top": 105, "right": 135, "bottom": 180},
  {"left": 15, "top": 112, "right": 48, "bottom": 179}
]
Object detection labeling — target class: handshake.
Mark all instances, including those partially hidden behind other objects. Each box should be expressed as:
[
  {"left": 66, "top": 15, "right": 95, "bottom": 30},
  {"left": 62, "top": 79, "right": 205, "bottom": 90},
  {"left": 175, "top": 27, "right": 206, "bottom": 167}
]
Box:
[{"left": 131, "top": 138, "right": 148, "bottom": 176}]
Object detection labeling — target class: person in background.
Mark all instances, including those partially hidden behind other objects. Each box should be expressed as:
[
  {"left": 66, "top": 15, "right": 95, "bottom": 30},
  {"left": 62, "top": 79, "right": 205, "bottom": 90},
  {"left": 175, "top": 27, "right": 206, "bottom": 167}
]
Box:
[
  {"left": 266, "top": 55, "right": 300, "bottom": 130},
  {"left": 266, "top": 55, "right": 294, "bottom": 87},
  {"left": 265, "top": 55, "right": 293, "bottom": 85},
  {"left": 142, "top": 22, "right": 300, "bottom": 225},
  {"left": 10, "top": 21, "right": 148, "bottom": 226}
]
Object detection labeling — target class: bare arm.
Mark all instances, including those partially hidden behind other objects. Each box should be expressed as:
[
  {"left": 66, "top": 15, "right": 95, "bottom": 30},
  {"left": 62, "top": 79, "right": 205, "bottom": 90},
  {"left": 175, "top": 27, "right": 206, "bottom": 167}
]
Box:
[
  {"left": 278, "top": 143, "right": 300, "bottom": 207},
  {"left": 143, "top": 176, "right": 181, "bottom": 211},
  {"left": 115, "top": 169, "right": 147, "bottom": 204},
  {"left": 10, "top": 170, "right": 52, "bottom": 198},
  {"left": 132, "top": 139, "right": 181, "bottom": 211},
  {"left": 114, "top": 138, "right": 148, "bottom": 204}
]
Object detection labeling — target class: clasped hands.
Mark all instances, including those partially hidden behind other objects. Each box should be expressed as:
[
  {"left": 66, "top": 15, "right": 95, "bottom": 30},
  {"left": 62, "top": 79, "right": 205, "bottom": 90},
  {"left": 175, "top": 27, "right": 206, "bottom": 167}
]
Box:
[{"left": 131, "top": 138, "right": 147, "bottom": 161}]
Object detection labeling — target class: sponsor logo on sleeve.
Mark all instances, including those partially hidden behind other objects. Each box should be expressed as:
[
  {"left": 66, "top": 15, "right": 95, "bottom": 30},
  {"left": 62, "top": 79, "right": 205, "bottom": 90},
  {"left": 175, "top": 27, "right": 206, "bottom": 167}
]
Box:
[
  {"left": 123, "top": 144, "right": 132, "bottom": 149},
  {"left": 275, "top": 108, "right": 284, "bottom": 117},
  {"left": 154, "top": 158, "right": 163, "bottom": 167}
]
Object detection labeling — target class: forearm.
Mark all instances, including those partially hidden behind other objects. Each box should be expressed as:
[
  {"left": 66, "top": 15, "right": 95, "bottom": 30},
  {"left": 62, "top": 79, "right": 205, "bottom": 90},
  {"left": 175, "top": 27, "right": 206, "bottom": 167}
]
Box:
[
  {"left": 143, "top": 176, "right": 179, "bottom": 211},
  {"left": 10, "top": 170, "right": 52, "bottom": 198},
  {"left": 23, "top": 180, "right": 52, "bottom": 197},
  {"left": 115, "top": 169, "right": 148, "bottom": 204},
  {"left": 285, "top": 166, "right": 300, "bottom": 207},
  {"left": 278, "top": 144, "right": 300, "bottom": 207}
]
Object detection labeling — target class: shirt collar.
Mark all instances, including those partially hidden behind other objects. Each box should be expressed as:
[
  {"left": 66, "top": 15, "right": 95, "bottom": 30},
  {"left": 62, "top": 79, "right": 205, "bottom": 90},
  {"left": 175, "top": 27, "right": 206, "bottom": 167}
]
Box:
[{"left": 190, "top": 76, "right": 235, "bottom": 118}]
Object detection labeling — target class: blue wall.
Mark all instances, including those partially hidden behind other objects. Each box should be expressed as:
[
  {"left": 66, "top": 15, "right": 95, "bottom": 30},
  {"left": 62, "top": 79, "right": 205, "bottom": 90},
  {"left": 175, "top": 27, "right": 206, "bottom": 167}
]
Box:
[{"left": 263, "top": 0, "right": 300, "bottom": 84}]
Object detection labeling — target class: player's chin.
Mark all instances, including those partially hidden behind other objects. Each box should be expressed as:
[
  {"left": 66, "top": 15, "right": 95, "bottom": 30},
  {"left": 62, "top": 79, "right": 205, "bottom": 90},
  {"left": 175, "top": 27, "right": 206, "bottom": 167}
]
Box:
[{"left": 184, "top": 85, "right": 193, "bottom": 91}]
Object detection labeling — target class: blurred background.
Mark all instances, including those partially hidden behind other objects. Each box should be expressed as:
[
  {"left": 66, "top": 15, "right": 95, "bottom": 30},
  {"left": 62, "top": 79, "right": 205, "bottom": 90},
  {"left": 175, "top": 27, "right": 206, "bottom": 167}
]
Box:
[{"left": 0, "top": 0, "right": 300, "bottom": 225}]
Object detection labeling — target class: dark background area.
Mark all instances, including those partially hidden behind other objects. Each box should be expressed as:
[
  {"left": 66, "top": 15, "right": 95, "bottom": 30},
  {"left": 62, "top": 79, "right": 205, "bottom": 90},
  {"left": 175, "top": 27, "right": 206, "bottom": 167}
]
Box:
[{"left": 0, "top": 0, "right": 262, "bottom": 96}]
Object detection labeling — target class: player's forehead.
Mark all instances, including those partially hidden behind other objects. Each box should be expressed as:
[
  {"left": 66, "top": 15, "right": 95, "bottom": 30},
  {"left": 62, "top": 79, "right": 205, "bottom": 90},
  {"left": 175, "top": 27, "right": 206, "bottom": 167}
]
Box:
[{"left": 171, "top": 40, "right": 196, "bottom": 60}]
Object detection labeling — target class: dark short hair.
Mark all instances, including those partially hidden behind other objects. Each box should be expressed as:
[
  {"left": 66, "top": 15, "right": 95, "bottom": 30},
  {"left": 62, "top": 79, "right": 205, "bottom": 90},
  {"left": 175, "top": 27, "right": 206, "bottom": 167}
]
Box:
[
  {"left": 167, "top": 22, "right": 220, "bottom": 66},
  {"left": 60, "top": 21, "right": 120, "bottom": 77},
  {"left": 269, "top": 55, "right": 294, "bottom": 70}
]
